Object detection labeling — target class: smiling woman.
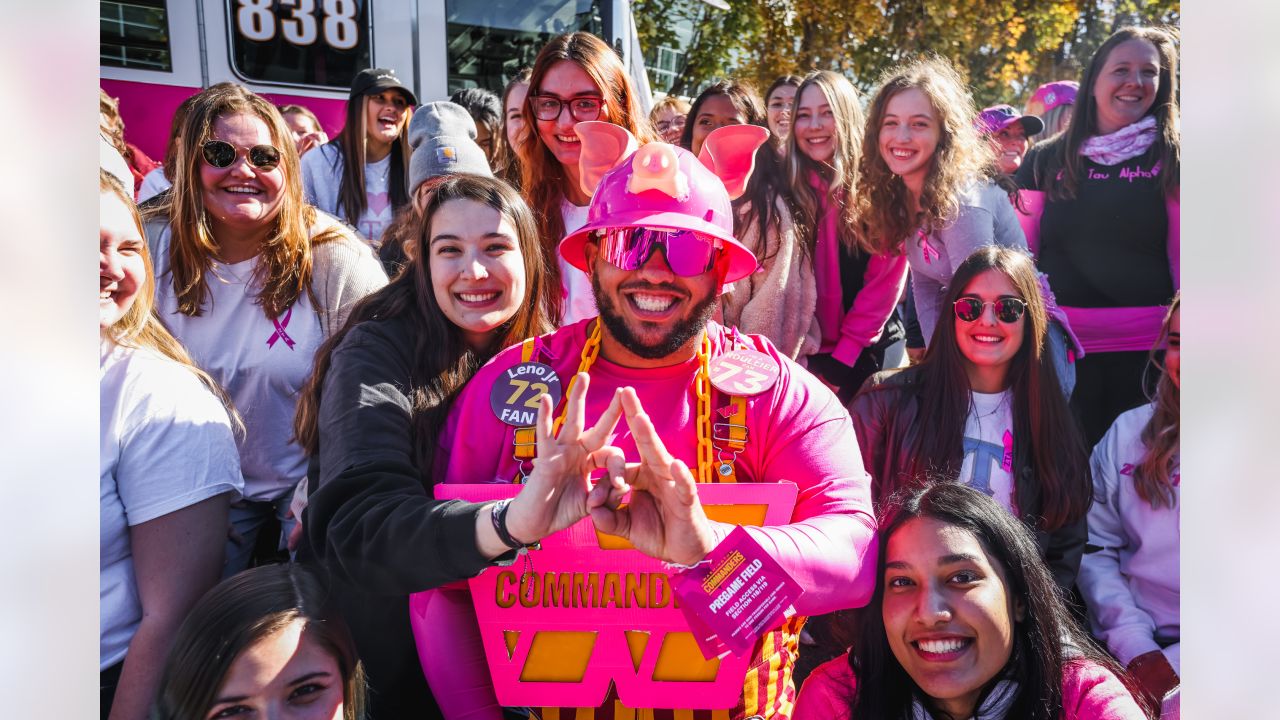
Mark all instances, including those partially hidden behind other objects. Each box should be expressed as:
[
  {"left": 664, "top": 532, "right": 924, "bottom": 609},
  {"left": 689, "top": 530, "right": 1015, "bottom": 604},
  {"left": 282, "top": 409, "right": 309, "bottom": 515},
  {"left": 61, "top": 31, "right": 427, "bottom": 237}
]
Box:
[
  {"left": 142, "top": 83, "right": 387, "bottom": 577},
  {"left": 99, "top": 170, "right": 242, "bottom": 720},
  {"left": 793, "top": 483, "right": 1149, "bottom": 720},
  {"left": 775, "top": 70, "right": 908, "bottom": 403},
  {"left": 849, "top": 246, "right": 1092, "bottom": 593},
  {"left": 1015, "top": 27, "right": 1180, "bottom": 446},
  {"left": 519, "top": 32, "right": 657, "bottom": 325},
  {"left": 301, "top": 68, "right": 418, "bottom": 247},
  {"left": 292, "top": 173, "right": 559, "bottom": 718}
]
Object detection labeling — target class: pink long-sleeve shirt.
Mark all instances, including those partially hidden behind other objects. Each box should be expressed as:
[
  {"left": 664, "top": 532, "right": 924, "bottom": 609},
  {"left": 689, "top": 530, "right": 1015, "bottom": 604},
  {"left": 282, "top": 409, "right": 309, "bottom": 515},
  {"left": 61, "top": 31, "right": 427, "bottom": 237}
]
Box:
[
  {"left": 438, "top": 319, "right": 878, "bottom": 613},
  {"left": 794, "top": 656, "right": 1147, "bottom": 720},
  {"left": 811, "top": 174, "right": 909, "bottom": 366},
  {"left": 423, "top": 319, "right": 878, "bottom": 718}
]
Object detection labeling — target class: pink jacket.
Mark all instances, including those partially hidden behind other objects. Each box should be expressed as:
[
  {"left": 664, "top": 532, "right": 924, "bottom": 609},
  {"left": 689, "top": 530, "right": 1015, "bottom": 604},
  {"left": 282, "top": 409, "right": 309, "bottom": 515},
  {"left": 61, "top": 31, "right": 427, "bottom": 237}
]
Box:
[
  {"left": 794, "top": 655, "right": 1147, "bottom": 720},
  {"left": 810, "top": 173, "right": 908, "bottom": 366}
]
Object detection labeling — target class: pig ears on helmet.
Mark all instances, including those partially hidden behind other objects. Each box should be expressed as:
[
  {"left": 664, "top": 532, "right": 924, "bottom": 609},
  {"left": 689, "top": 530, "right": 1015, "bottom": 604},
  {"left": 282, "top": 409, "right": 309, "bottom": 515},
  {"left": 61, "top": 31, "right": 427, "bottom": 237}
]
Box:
[
  {"left": 576, "top": 121, "right": 639, "bottom": 198},
  {"left": 697, "top": 124, "right": 769, "bottom": 200}
]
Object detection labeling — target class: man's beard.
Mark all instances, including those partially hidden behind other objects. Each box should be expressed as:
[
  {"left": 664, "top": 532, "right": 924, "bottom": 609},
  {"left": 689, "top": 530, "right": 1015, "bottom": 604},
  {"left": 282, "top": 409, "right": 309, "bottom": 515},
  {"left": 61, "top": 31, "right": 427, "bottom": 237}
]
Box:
[{"left": 592, "top": 274, "right": 717, "bottom": 360}]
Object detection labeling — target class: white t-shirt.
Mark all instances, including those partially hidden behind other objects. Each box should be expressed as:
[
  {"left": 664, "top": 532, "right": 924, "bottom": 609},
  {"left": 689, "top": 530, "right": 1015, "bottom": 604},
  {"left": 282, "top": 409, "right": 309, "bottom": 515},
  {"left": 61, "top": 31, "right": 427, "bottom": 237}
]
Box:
[
  {"left": 959, "top": 390, "right": 1016, "bottom": 512},
  {"left": 356, "top": 154, "right": 394, "bottom": 244},
  {"left": 100, "top": 341, "right": 242, "bottom": 669},
  {"left": 300, "top": 144, "right": 395, "bottom": 247},
  {"left": 559, "top": 200, "right": 598, "bottom": 325},
  {"left": 153, "top": 253, "right": 323, "bottom": 502}
]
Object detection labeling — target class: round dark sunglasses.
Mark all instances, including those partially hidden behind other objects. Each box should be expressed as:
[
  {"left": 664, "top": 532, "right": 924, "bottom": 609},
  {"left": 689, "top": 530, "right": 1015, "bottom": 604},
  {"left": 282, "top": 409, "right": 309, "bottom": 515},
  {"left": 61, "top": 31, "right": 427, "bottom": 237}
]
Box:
[
  {"left": 201, "top": 140, "right": 282, "bottom": 171},
  {"left": 953, "top": 297, "right": 1028, "bottom": 324}
]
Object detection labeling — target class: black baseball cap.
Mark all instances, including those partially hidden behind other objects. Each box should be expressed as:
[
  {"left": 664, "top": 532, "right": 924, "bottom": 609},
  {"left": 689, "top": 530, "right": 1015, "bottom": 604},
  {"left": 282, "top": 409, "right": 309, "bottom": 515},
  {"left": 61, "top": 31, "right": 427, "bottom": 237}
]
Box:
[{"left": 349, "top": 68, "right": 417, "bottom": 105}]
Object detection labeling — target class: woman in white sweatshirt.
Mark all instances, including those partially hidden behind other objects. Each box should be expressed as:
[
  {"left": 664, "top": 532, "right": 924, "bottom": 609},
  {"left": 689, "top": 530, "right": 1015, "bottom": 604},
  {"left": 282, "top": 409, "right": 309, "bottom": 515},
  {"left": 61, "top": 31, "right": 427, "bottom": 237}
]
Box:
[{"left": 1078, "top": 292, "right": 1180, "bottom": 713}]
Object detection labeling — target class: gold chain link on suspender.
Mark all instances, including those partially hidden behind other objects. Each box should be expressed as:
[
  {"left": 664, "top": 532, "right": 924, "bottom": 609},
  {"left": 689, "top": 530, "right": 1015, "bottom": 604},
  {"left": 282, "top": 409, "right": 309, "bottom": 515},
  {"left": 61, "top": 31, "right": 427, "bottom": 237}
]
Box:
[
  {"left": 513, "top": 324, "right": 735, "bottom": 486},
  {"left": 693, "top": 333, "right": 715, "bottom": 484},
  {"left": 512, "top": 322, "right": 604, "bottom": 483}
]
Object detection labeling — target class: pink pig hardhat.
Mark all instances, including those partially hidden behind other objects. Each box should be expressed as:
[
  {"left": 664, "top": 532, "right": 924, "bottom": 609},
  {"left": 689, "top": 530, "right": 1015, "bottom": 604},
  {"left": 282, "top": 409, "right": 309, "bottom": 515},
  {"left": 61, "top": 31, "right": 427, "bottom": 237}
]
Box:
[{"left": 559, "top": 122, "right": 769, "bottom": 285}]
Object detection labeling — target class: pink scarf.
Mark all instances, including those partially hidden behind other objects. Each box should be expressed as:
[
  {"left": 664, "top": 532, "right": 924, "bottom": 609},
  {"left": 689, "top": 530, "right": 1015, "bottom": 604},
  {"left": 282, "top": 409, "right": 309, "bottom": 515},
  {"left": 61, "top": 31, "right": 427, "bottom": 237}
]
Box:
[{"left": 1079, "top": 115, "right": 1158, "bottom": 165}]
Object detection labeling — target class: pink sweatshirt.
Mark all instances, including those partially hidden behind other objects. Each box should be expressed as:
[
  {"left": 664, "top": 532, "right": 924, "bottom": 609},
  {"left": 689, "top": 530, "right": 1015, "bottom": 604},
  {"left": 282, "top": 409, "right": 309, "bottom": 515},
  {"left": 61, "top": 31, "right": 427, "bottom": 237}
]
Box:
[
  {"left": 424, "top": 319, "right": 879, "bottom": 718},
  {"left": 811, "top": 173, "right": 909, "bottom": 366},
  {"left": 794, "top": 656, "right": 1147, "bottom": 720}
]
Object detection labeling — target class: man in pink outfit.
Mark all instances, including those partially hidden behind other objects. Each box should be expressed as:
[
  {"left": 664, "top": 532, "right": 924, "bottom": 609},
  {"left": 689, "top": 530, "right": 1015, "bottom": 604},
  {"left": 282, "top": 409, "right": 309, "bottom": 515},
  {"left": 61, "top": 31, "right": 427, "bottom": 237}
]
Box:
[{"left": 433, "top": 124, "right": 879, "bottom": 720}]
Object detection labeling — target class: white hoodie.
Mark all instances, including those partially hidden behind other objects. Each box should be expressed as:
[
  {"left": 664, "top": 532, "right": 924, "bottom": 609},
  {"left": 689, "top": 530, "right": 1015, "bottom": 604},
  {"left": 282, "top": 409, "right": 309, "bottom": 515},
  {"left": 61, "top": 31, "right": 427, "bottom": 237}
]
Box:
[{"left": 1078, "top": 403, "right": 1180, "bottom": 672}]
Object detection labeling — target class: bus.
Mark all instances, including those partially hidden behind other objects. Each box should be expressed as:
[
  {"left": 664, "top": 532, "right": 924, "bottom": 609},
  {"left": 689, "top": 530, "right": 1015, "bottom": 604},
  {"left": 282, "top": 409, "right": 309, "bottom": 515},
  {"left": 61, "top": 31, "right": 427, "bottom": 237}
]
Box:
[{"left": 101, "top": 0, "right": 651, "bottom": 160}]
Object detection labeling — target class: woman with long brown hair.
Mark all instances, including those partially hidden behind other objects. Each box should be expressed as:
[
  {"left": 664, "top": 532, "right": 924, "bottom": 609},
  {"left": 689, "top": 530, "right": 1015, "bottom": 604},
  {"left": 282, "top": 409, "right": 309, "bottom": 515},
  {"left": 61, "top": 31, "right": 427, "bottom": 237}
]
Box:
[
  {"left": 1078, "top": 293, "right": 1181, "bottom": 712},
  {"left": 153, "top": 563, "right": 366, "bottom": 720},
  {"left": 850, "top": 246, "right": 1091, "bottom": 591},
  {"left": 784, "top": 70, "right": 908, "bottom": 403},
  {"left": 143, "top": 83, "right": 386, "bottom": 576},
  {"left": 301, "top": 67, "right": 416, "bottom": 246},
  {"left": 295, "top": 174, "right": 563, "bottom": 718},
  {"left": 858, "top": 56, "right": 1079, "bottom": 397},
  {"left": 99, "top": 169, "right": 241, "bottom": 720},
  {"left": 493, "top": 67, "right": 532, "bottom": 188},
  {"left": 1016, "top": 26, "right": 1180, "bottom": 444},
  {"left": 519, "top": 31, "right": 657, "bottom": 324}
]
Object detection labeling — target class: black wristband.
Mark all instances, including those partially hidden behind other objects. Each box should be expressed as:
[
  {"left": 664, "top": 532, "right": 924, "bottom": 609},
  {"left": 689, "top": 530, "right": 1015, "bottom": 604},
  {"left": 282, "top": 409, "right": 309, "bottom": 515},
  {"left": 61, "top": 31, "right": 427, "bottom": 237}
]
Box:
[{"left": 490, "top": 499, "right": 537, "bottom": 550}]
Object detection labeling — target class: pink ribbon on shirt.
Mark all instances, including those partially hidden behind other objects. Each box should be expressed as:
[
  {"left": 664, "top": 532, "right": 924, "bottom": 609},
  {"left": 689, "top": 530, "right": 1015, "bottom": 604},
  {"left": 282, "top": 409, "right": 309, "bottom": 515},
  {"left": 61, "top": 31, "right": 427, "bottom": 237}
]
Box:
[
  {"left": 266, "top": 307, "right": 296, "bottom": 350},
  {"left": 917, "top": 230, "right": 940, "bottom": 265},
  {"left": 1001, "top": 429, "right": 1014, "bottom": 472}
]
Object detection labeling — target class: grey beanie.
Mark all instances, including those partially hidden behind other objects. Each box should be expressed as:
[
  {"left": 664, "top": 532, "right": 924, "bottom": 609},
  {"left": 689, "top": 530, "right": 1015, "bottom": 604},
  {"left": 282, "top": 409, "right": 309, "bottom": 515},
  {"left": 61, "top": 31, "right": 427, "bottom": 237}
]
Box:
[{"left": 408, "top": 101, "right": 492, "bottom": 195}]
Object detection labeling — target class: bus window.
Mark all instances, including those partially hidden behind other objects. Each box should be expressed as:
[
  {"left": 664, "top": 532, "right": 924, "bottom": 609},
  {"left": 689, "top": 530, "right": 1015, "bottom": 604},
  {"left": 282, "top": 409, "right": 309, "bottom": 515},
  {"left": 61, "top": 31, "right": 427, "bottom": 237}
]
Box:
[
  {"left": 227, "top": 0, "right": 372, "bottom": 90},
  {"left": 445, "top": 0, "right": 603, "bottom": 95},
  {"left": 101, "top": 0, "right": 173, "bottom": 71}
]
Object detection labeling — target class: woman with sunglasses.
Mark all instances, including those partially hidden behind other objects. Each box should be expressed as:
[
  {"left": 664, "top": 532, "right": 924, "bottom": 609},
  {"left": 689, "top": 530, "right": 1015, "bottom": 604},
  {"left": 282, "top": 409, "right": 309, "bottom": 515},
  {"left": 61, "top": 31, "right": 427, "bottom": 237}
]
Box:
[
  {"left": 143, "top": 83, "right": 387, "bottom": 576},
  {"left": 850, "top": 246, "right": 1091, "bottom": 592},
  {"left": 1079, "top": 294, "right": 1180, "bottom": 713},
  {"left": 858, "top": 57, "right": 1079, "bottom": 396},
  {"left": 794, "top": 483, "right": 1148, "bottom": 720},
  {"left": 302, "top": 68, "right": 416, "bottom": 248},
  {"left": 294, "top": 174, "right": 561, "bottom": 718},
  {"left": 520, "top": 32, "right": 657, "bottom": 324},
  {"left": 99, "top": 169, "right": 242, "bottom": 720},
  {"left": 1016, "top": 27, "right": 1180, "bottom": 445},
  {"left": 783, "top": 70, "right": 908, "bottom": 403}
]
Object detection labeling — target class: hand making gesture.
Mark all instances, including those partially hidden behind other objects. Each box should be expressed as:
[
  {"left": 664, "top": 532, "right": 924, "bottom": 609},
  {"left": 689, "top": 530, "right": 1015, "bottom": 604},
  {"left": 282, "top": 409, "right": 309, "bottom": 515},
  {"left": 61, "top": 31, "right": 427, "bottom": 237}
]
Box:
[
  {"left": 587, "top": 388, "right": 720, "bottom": 566},
  {"left": 501, "top": 373, "right": 628, "bottom": 544}
]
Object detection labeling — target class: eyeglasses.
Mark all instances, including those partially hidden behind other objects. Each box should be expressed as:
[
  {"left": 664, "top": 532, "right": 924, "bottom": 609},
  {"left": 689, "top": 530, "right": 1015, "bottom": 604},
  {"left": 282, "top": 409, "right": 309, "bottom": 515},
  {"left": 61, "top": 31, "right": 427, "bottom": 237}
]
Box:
[
  {"left": 531, "top": 95, "right": 604, "bottom": 122},
  {"left": 655, "top": 117, "right": 686, "bottom": 134},
  {"left": 953, "top": 297, "right": 1028, "bottom": 324},
  {"left": 598, "top": 227, "right": 719, "bottom": 277},
  {"left": 201, "top": 140, "right": 282, "bottom": 171}
]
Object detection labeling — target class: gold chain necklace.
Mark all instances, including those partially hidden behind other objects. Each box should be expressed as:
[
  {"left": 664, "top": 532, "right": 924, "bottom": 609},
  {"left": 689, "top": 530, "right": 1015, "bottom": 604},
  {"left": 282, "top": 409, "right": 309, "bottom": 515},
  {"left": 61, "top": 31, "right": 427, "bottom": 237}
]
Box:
[{"left": 552, "top": 320, "right": 716, "bottom": 483}]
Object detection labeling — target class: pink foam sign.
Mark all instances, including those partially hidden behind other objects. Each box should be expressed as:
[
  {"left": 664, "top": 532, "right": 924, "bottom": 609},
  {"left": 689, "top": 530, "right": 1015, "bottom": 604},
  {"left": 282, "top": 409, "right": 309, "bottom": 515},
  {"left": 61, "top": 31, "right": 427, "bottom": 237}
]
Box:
[{"left": 410, "top": 482, "right": 798, "bottom": 710}]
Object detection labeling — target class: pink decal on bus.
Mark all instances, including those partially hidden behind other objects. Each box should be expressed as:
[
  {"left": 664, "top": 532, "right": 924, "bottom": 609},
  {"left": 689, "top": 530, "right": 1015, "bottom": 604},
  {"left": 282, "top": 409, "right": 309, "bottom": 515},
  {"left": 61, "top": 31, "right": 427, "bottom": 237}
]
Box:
[{"left": 100, "top": 79, "right": 348, "bottom": 161}]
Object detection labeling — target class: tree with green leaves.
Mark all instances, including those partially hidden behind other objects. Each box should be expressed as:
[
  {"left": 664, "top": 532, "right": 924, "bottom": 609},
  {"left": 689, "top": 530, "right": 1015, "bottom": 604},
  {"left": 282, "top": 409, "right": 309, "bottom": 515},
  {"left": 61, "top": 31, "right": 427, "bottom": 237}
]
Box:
[{"left": 634, "top": 0, "right": 1177, "bottom": 107}]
